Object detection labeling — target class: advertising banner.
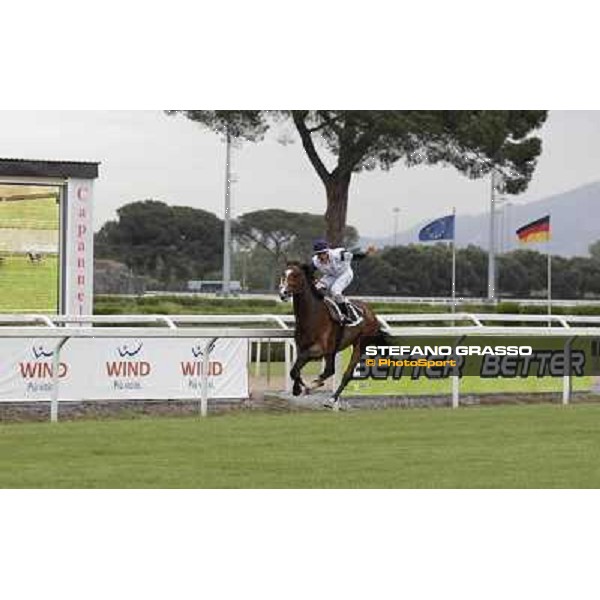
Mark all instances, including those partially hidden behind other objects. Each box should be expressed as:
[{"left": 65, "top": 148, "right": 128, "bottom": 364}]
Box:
[
  {"left": 0, "top": 338, "right": 248, "bottom": 401},
  {"left": 64, "top": 178, "right": 94, "bottom": 316},
  {"left": 356, "top": 335, "right": 600, "bottom": 380}
]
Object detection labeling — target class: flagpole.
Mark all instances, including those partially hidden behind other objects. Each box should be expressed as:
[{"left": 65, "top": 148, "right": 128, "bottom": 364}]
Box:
[
  {"left": 547, "top": 249, "right": 552, "bottom": 319},
  {"left": 547, "top": 212, "right": 552, "bottom": 325},
  {"left": 451, "top": 206, "right": 457, "bottom": 316},
  {"left": 488, "top": 170, "right": 496, "bottom": 301}
]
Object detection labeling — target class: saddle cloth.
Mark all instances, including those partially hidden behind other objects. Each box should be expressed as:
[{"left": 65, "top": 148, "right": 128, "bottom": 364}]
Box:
[{"left": 323, "top": 297, "right": 364, "bottom": 324}]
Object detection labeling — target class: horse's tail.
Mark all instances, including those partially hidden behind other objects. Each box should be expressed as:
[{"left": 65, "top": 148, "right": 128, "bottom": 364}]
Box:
[
  {"left": 374, "top": 326, "right": 393, "bottom": 346},
  {"left": 359, "top": 318, "right": 393, "bottom": 352}
]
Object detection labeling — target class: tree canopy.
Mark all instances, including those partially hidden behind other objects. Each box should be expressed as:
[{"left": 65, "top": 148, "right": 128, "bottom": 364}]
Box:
[
  {"left": 95, "top": 200, "right": 223, "bottom": 288},
  {"left": 351, "top": 243, "right": 600, "bottom": 299},
  {"left": 167, "top": 110, "right": 548, "bottom": 244},
  {"left": 233, "top": 208, "right": 358, "bottom": 289},
  {"left": 234, "top": 208, "right": 357, "bottom": 257}
]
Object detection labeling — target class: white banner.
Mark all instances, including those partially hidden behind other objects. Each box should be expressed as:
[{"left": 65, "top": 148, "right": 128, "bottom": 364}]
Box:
[{"left": 0, "top": 338, "right": 248, "bottom": 401}]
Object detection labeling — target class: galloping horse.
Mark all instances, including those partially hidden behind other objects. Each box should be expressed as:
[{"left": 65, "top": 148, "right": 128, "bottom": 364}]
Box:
[{"left": 279, "top": 262, "right": 387, "bottom": 410}]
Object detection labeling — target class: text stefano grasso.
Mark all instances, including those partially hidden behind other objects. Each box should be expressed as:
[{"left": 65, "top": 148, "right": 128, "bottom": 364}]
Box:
[{"left": 365, "top": 345, "right": 533, "bottom": 357}]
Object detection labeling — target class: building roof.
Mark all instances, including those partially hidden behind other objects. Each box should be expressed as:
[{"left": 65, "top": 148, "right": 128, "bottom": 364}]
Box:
[{"left": 0, "top": 158, "right": 99, "bottom": 180}]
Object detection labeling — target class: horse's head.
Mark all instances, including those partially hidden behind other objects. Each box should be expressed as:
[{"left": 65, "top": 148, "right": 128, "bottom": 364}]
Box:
[{"left": 279, "top": 262, "right": 315, "bottom": 301}]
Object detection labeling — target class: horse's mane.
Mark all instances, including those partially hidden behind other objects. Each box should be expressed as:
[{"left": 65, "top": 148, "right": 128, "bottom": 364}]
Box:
[{"left": 286, "top": 261, "right": 321, "bottom": 299}]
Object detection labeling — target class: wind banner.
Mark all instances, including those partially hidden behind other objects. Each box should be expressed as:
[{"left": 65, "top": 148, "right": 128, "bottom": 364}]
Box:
[{"left": 0, "top": 338, "right": 248, "bottom": 401}]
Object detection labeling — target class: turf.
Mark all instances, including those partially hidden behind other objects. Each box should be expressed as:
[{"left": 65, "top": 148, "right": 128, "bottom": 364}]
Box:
[
  {"left": 0, "top": 197, "right": 59, "bottom": 230},
  {"left": 0, "top": 255, "right": 58, "bottom": 311},
  {"left": 347, "top": 374, "right": 592, "bottom": 395},
  {"left": 2, "top": 405, "right": 600, "bottom": 488}
]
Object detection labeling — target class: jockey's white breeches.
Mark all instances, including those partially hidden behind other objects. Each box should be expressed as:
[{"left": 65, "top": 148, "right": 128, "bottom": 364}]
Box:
[{"left": 320, "top": 270, "right": 353, "bottom": 302}]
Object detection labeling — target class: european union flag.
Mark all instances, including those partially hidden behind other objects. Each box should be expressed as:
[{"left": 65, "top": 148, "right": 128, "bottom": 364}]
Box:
[{"left": 418, "top": 214, "right": 455, "bottom": 242}]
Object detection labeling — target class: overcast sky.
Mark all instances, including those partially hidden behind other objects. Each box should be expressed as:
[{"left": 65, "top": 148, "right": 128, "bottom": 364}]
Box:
[{"left": 0, "top": 110, "right": 598, "bottom": 237}]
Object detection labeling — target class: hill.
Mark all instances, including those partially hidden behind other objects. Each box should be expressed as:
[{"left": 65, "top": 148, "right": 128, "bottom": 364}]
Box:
[{"left": 362, "top": 181, "right": 600, "bottom": 257}]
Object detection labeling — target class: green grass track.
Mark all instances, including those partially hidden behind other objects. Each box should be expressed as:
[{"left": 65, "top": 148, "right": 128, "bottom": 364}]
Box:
[
  {"left": 0, "top": 254, "right": 58, "bottom": 312},
  {"left": 2, "top": 405, "right": 600, "bottom": 488}
]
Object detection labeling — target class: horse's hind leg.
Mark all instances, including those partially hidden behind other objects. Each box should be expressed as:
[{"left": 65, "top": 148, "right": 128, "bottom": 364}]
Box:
[{"left": 325, "top": 343, "right": 361, "bottom": 410}]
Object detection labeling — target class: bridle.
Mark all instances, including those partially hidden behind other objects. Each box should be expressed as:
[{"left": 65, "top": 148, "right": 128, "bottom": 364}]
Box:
[
  {"left": 278, "top": 268, "right": 294, "bottom": 301},
  {"left": 279, "top": 266, "right": 309, "bottom": 301}
]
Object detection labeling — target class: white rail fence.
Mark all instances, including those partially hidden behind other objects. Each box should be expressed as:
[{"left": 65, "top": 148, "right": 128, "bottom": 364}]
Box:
[
  {"left": 139, "top": 291, "right": 600, "bottom": 307},
  {"left": 0, "top": 313, "right": 599, "bottom": 421}
]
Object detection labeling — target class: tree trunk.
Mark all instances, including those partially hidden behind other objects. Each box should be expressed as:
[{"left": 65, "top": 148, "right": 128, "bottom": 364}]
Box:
[{"left": 325, "top": 174, "right": 351, "bottom": 247}]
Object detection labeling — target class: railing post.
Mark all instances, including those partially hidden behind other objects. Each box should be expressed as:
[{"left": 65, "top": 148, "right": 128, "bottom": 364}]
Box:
[
  {"left": 451, "top": 375, "right": 460, "bottom": 409},
  {"left": 255, "top": 340, "right": 262, "bottom": 377},
  {"left": 267, "top": 339, "right": 272, "bottom": 386},
  {"left": 562, "top": 336, "right": 575, "bottom": 405},
  {"left": 451, "top": 335, "right": 465, "bottom": 409},
  {"left": 50, "top": 337, "right": 69, "bottom": 423},
  {"left": 201, "top": 337, "right": 217, "bottom": 417}
]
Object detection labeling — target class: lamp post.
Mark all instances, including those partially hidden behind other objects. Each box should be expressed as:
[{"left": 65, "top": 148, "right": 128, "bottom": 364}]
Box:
[
  {"left": 222, "top": 128, "right": 232, "bottom": 297},
  {"left": 488, "top": 170, "right": 506, "bottom": 300},
  {"left": 488, "top": 170, "right": 497, "bottom": 300},
  {"left": 504, "top": 201, "right": 513, "bottom": 254},
  {"left": 393, "top": 207, "right": 400, "bottom": 246}
]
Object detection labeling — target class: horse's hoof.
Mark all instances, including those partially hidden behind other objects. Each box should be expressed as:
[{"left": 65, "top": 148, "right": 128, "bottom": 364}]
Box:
[
  {"left": 292, "top": 383, "right": 302, "bottom": 397},
  {"left": 303, "top": 387, "right": 311, "bottom": 396},
  {"left": 323, "top": 397, "right": 338, "bottom": 410}
]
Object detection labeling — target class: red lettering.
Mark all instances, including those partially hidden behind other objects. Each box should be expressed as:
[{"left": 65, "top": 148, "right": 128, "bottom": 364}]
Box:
[
  {"left": 20, "top": 363, "right": 41, "bottom": 378},
  {"left": 19, "top": 362, "right": 68, "bottom": 378},
  {"left": 181, "top": 362, "right": 199, "bottom": 376},
  {"left": 106, "top": 362, "right": 125, "bottom": 377},
  {"left": 77, "top": 241, "right": 85, "bottom": 252},
  {"left": 106, "top": 362, "right": 151, "bottom": 377},
  {"left": 212, "top": 361, "right": 223, "bottom": 376},
  {"left": 180, "top": 361, "right": 223, "bottom": 376},
  {"left": 139, "top": 362, "right": 151, "bottom": 376},
  {"left": 77, "top": 224, "right": 87, "bottom": 237}
]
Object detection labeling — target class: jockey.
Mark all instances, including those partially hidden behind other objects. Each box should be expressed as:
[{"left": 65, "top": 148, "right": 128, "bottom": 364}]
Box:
[{"left": 312, "top": 239, "right": 363, "bottom": 326}]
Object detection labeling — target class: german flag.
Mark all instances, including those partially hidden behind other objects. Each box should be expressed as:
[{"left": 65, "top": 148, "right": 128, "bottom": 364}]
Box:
[{"left": 516, "top": 215, "right": 551, "bottom": 243}]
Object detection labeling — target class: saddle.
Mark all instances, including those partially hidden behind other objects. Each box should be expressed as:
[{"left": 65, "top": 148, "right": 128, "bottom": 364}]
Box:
[{"left": 323, "top": 297, "right": 364, "bottom": 325}]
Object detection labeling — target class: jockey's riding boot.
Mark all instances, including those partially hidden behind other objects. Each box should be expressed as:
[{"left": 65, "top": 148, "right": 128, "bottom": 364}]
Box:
[
  {"left": 343, "top": 301, "right": 363, "bottom": 326},
  {"left": 336, "top": 301, "right": 350, "bottom": 323}
]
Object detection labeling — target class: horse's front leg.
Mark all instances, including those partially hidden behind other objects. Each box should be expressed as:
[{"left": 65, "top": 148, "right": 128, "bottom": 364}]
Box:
[
  {"left": 306, "top": 353, "right": 336, "bottom": 391},
  {"left": 290, "top": 349, "right": 313, "bottom": 396}
]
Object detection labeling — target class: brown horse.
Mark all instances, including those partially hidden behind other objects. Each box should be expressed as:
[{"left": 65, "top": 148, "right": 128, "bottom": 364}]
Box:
[{"left": 279, "top": 262, "right": 387, "bottom": 410}]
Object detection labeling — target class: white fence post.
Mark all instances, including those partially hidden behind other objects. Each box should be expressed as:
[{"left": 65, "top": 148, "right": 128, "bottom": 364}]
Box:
[
  {"left": 451, "top": 336, "right": 465, "bottom": 409},
  {"left": 451, "top": 375, "right": 460, "bottom": 409},
  {"left": 201, "top": 337, "right": 217, "bottom": 417},
  {"left": 50, "top": 337, "right": 68, "bottom": 423},
  {"left": 562, "top": 375, "right": 571, "bottom": 405},
  {"left": 562, "top": 337, "right": 574, "bottom": 405},
  {"left": 254, "top": 340, "right": 262, "bottom": 378}
]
